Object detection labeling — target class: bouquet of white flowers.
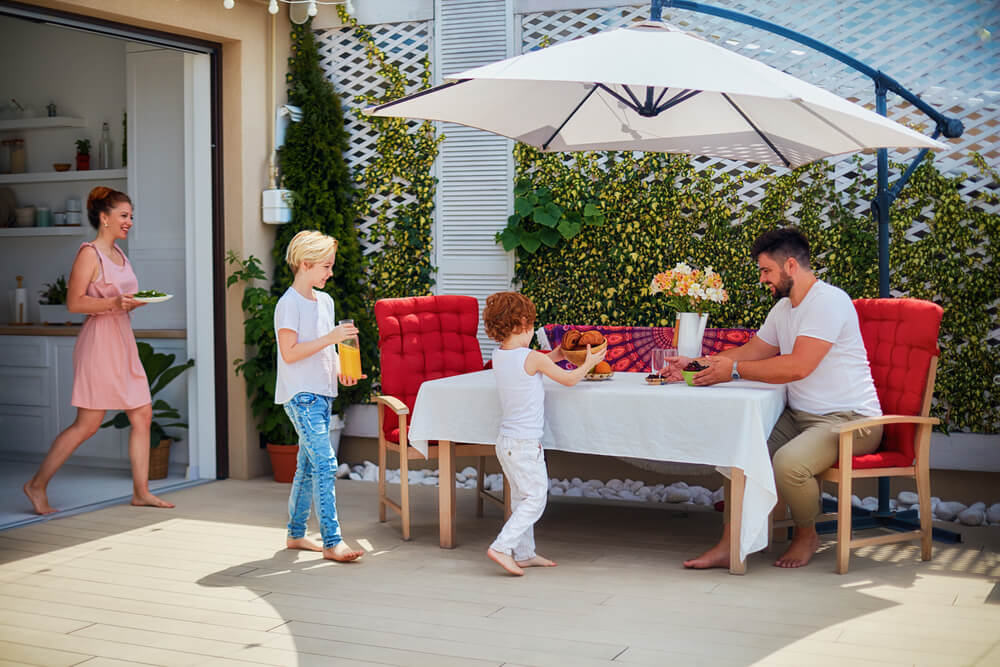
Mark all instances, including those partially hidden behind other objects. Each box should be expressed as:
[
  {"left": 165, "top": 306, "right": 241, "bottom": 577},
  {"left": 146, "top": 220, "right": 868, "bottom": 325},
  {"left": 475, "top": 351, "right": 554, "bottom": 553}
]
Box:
[{"left": 649, "top": 262, "right": 728, "bottom": 314}]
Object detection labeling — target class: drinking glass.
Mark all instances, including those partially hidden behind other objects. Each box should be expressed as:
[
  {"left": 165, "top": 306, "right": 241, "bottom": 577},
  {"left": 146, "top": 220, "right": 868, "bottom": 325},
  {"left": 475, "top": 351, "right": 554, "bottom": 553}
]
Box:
[
  {"left": 337, "top": 318, "right": 362, "bottom": 380},
  {"left": 651, "top": 348, "right": 668, "bottom": 377}
]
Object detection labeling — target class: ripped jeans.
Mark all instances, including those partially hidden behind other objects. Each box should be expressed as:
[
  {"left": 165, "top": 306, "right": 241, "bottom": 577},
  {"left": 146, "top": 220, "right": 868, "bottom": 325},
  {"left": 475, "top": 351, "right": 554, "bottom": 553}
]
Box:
[{"left": 283, "top": 392, "right": 342, "bottom": 548}]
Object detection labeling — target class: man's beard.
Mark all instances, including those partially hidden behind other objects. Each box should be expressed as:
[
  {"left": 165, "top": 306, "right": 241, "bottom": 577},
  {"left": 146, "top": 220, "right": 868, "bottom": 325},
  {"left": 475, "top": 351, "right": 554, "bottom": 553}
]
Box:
[{"left": 770, "top": 271, "right": 793, "bottom": 300}]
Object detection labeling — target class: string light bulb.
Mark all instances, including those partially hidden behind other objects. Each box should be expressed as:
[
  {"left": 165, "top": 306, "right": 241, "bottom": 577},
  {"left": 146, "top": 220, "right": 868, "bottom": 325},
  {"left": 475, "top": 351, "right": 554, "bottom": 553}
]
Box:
[
  {"left": 222, "top": 0, "right": 235, "bottom": 8},
  {"left": 307, "top": 1, "right": 318, "bottom": 17},
  {"left": 268, "top": 0, "right": 279, "bottom": 13}
]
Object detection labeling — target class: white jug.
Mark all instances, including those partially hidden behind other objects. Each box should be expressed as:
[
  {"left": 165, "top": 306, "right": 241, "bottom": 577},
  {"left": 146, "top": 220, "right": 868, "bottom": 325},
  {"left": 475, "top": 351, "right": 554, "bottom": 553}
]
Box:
[{"left": 675, "top": 311, "right": 709, "bottom": 359}]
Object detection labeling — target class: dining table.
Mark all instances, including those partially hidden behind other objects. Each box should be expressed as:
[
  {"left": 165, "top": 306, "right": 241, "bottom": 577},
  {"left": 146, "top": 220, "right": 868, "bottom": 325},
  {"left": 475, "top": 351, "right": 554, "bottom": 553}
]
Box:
[{"left": 407, "top": 369, "right": 786, "bottom": 574}]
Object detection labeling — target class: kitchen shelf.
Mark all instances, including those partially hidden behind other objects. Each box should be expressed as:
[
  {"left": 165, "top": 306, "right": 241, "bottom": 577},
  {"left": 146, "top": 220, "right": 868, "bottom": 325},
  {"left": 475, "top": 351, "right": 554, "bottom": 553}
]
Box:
[
  {"left": 0, "top": 226, "right": 89, "bottom": 237},
  {"left": 0, "top": 169, "right": 127, "bottom": 185},
  {"left": 0, "top": 116, "right": 86, "bottom": 131}
]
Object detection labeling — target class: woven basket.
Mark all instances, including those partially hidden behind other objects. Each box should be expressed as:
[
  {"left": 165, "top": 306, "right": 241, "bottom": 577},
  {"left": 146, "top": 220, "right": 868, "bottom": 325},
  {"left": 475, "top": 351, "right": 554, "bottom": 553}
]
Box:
[
  {"left": 560, "top": 339, "right": 607, "bottom": 367},
  {"left": 149, "top": 438, "right": 172, "bottom": 480}
]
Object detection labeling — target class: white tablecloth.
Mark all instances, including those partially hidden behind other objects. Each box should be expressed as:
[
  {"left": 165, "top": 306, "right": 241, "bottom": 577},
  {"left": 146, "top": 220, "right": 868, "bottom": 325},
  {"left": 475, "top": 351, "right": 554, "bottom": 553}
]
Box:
[{"left": 408, "top": 370, "right": 786, "bottom": 561}]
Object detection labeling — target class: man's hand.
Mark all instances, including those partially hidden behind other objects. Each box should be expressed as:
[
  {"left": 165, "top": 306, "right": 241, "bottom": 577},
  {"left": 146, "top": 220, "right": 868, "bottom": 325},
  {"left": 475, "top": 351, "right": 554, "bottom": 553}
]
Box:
[
  {"left": 662, "top": 355, "right": 691, "bottom": 383},
  {"left": 693, "top": 356, "right": 733, "bottom": 386}
]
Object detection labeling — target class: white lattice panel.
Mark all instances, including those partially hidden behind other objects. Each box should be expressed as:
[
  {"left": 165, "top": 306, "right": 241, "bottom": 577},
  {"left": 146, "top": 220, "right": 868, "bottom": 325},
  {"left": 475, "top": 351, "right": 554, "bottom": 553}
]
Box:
[
  {"left": 520, "top": 1, "right": 999, "bottom": 341},
  {"left": 316, "top": 21, "right": 432, "bottom": 256}
]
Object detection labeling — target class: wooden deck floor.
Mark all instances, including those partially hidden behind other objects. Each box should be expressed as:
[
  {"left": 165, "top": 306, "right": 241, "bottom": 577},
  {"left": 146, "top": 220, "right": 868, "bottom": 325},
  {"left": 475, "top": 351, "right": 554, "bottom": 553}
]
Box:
[{"left": 0, "top": 479, "right": 998, "bottom": 666}]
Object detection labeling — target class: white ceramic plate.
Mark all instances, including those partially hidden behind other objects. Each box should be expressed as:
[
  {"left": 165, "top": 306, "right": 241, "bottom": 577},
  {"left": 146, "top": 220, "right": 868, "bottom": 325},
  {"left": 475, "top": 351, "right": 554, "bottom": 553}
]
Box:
[{"left": 134, "top": 294, "right": 173, "bottom": 304}]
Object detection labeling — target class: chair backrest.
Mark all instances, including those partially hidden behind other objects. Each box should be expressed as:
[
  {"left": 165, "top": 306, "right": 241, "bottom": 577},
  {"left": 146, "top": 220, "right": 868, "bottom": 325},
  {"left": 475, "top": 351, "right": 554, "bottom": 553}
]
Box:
[
  {"left": 375, "top": 295, "right": 484, "bottom": 439},
  {"left": 854, "top": 298, "right": 943, "bottom": 462}
]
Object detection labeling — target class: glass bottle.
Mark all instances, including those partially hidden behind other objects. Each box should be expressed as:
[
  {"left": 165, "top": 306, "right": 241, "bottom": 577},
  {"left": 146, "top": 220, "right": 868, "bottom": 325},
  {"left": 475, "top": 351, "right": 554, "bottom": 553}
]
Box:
[
  {"left": 98, "top": 122, "right": 112, "bottom": 170},
  {"left": 9, "top": 139, "right": 26, "bottom": 174}
]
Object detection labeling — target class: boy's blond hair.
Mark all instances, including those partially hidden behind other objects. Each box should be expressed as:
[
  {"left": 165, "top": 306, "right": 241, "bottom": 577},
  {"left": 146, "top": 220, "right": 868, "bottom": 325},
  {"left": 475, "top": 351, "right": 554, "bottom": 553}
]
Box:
[{"left": 285, "top": 230, "right": 339, "bottom": 273}]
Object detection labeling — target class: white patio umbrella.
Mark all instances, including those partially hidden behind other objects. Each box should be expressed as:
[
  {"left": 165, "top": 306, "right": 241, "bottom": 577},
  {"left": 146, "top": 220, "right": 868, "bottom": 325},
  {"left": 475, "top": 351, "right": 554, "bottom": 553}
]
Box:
[{"left": 365, "top": 21, "right": 945, "bottom": 167}]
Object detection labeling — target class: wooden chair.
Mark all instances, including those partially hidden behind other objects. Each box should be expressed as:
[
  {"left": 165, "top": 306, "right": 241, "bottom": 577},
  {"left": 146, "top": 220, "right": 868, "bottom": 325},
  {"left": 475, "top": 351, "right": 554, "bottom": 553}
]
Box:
[
  {"left": 374, "top": 295, "right": 508, "bottom": 540},
  {"left": 794, "top": 298, "right": 943, "bottom": 573}
]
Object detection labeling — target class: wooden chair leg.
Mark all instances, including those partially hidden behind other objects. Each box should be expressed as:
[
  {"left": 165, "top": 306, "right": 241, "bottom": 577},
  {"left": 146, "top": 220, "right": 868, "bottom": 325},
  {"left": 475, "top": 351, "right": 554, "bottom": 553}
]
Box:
[
  {"left": 476, "top": 455, "right": 486, "bottom": 518},
  {"left": 503, "top": 474, "right": 512, "bottom": 521},
  {"left": 377, "top": 436, "right": 387, "bottom": 523},
  {"left": 399, "top": 444, "right": 411, "bottom": 541},
  {"left": 836, "top": 435, "right": 854, "bottom": 575},
  {"left": 917, "top": 462, "right": 933, "bottom": 562}
]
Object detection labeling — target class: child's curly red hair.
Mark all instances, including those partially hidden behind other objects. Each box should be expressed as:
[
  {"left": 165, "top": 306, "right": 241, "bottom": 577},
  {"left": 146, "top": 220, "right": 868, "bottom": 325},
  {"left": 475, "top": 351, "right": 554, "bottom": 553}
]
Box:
[{"left": 483, "top": 292, "right": 536, "bottom": 343}]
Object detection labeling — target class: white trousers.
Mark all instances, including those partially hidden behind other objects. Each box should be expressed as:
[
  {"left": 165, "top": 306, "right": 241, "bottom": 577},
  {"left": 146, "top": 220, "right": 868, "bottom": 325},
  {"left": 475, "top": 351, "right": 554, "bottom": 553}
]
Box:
[{"left": 490, "top": 434, "right": 548, "bottom": 561}]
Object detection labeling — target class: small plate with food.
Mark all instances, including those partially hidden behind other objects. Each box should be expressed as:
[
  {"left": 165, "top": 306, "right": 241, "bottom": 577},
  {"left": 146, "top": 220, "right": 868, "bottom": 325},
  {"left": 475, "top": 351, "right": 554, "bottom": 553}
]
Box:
[
  {"left": 584, "top": 361, "right": 614, "bottom": 381},
  {"left": 133, "top": 290, "right": 173, "bottom": 304}
]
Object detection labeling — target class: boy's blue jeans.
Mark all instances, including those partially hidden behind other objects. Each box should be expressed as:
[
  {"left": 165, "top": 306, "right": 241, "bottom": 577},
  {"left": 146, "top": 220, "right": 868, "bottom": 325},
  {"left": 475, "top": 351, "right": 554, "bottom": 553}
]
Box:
[{"left": 283, "top": 392, "right": 341, "bottom": 548}]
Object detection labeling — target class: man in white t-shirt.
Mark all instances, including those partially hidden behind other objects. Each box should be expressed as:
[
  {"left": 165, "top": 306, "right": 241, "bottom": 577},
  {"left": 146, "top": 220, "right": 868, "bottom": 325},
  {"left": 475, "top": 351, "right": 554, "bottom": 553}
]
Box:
[{"left": 680, "top": 228, "right": 883, "bottom": 570}]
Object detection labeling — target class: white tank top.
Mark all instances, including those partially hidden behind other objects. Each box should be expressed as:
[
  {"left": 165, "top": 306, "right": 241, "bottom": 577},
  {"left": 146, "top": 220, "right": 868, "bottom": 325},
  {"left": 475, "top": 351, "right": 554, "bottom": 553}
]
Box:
[{"left": 491, "top": 347, "right": 545, "bottom": 440}]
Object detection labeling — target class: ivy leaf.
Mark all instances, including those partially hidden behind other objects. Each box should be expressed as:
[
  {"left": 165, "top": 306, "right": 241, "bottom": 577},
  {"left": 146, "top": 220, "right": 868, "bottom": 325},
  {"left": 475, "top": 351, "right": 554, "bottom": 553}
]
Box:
[
  {"left": 535, "top": 186, "right": 551, "bottom": 200},
  {"left": 540, "top": 227, "right": 561, "bottom": 247},
  {"left": 535, "top": 209, "right": 558, "bottom": 227},
  {"left": 544, "top": 202, "right": 563, "bottom": 220},
  {"left": 514, "top": 179, "right": 531, "bottom": 196},
  {"left": 498, "top": 228, "right": 521, "bottom": 251},
  {"left": 514, "top": 197, "right": 534, "bottom": 217},
  {"left": 557, "top": 219, "right": 582, "bottom": 239},
  {"left": 584, "top": 202, "right": 601, "bottom": 217},
  {"left": 520, "top": 232, "right": 542, "bottom": 253}
]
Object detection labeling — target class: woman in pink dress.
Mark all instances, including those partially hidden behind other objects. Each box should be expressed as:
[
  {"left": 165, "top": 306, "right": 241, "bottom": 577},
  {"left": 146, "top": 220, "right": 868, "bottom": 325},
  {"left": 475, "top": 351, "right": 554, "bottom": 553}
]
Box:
[{"left": 23, "top": 187, "right": 174, "bottom": 514}]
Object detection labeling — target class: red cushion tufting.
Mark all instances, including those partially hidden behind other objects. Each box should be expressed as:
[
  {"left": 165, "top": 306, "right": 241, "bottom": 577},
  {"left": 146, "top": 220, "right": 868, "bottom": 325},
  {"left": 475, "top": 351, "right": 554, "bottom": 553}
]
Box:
[
  {"left": 375, "top": 295, "right": 485, "bottom": 441},
  {"left": 837, "top": 298, "right": 942, "bottom": 469}
]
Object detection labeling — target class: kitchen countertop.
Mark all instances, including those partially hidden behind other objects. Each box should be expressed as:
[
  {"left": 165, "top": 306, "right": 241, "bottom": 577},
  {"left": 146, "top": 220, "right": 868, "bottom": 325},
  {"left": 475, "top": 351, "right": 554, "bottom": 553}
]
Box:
[{"left": 0, "top": 325, "right": 186, "bottom": 339}]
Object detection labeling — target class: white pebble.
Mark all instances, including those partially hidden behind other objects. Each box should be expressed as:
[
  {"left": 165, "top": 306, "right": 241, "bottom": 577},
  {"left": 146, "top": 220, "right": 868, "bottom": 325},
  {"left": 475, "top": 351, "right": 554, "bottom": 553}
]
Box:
[
  {"left": 336, "top": 463, "right": 351, "bottom": 479},
  {"left": 461, "top": 466, "right": 478, "bottom": 477},
  {"left": 570, "top": 477, "right": 583, "bottom": 487},
  {"left": 987, "top": 504, "right": 1000, "bottom": 524},
  {"left": 851, "top": 495, "right": 863, "bottom": 508},
  {"left": 620, "top": 490, "right": 641, "bottom": 502},
  {"left": 897, "top": 491, "right": 918, "bottom": 505},
  {"left": 583, "top": 489, "right": 601, "bottom": 498},
  {"left": 969, "top": 502, "right": 986, "bottom": 512},
  {"left": 348, "top": 472, "right": 362, "bottom": 481},
  {"left": 420, "top": 477, "right": 438, "bottom": 486},
  {"left": 565, "top": 487, "right": 583, "bottom": 497},
  {"left": 598, "top": 487, "right": 619, "bottom": 499},
  {"left": 711, "top": 487, "right": 724, "bottom": 503},
  {"left": 362, "top": 466, "right": 378, "bottom": 482},
  {"left": 550, "top": 486, "right": 564, "bottom": 496},
  {"left": 958, "top": 508, "right": 985, "bottom": 526},
  {"left": 585, "top": 479, "right": 604, "bottom": 489},
  {"left": 665, "top": 487, "right": 691, "bottom": 503},
  {"left": 456, "top": 473, "right": 467, "bottom": 483},
  {"left": 935, "top": 501, "right": 966, "bottom": 521},
  {"left": 606, "top": 478, "right": 624, "bottom": 491}
]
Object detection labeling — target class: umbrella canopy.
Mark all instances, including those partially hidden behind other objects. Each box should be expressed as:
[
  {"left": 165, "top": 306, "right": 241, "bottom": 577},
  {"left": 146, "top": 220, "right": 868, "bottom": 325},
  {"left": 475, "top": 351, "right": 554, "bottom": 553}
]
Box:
[{"left": 366, "top": 21, "right": 945, "bottom": 168}]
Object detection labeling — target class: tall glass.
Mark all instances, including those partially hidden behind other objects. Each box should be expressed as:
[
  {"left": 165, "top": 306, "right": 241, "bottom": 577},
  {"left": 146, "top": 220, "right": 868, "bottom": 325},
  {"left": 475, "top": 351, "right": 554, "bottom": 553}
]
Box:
[
  {"left": 651, "top": 347, "right": 678, "bottom": 377},
  {"left": 337, "top": 318, "right": 362, "bottom": 380}
]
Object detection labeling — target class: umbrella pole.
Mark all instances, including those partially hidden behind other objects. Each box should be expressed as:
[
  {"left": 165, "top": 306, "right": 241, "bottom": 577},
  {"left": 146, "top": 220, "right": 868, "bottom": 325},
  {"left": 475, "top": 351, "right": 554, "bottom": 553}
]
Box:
[{"left": 657, "top": 0, "right": 964, "bottom": 543}]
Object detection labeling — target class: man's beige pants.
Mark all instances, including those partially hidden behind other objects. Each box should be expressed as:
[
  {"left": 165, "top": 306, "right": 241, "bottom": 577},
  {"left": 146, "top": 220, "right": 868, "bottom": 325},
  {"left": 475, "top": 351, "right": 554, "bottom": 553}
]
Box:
[{"left": 725, "top": 408, "right": 883, "bottom": 526}]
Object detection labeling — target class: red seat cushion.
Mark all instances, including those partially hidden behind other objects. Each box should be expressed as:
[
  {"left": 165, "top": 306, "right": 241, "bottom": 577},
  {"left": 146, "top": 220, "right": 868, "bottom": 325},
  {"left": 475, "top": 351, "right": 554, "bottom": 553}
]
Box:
[
  {"left": 375, "top": 295, "right": 485, "bottom": 441},
  {"left": 835, "top": 298, "right": 942, "bottom": 470}
]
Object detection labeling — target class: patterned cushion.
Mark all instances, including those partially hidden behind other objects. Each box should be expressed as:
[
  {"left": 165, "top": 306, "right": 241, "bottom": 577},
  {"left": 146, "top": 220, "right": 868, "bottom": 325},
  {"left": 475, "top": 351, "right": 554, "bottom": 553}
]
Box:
[{"left": 376, "top": 295, "right": 485, "bottom": 441}]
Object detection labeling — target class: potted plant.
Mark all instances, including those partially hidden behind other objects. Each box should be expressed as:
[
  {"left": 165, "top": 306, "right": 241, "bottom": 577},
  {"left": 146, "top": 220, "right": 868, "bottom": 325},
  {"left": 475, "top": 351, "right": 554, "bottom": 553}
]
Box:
[
  {"left": 38, "top": 275, "right": 84, "bottom": 325},
  {"left": 75, "top": 138, "right": 91, "bottom": 171},
  {"left": 227, "top": 251, "right": 299, "bottom": 482},
  {"left": 101, "top": 342, "right": 194, "bottom": 479}
]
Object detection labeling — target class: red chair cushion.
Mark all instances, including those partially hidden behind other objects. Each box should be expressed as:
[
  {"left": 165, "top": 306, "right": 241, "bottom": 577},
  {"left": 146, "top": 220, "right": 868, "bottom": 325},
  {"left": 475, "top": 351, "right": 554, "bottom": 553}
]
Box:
[
  {"left": 844, "top": 298, "right": 942, "bottom": 469},
  {"left": 375, "top": 295, "right": 484, "bottom": 440}
]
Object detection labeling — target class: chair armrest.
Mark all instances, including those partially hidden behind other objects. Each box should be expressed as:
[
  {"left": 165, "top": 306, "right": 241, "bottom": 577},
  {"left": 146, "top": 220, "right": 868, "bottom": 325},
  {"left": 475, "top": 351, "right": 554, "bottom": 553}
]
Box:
[
  {"left": 373, "top": 394, "right": 409, "bottom": 416},
  {"left": 831, "top": 414, "right": 939, "bottom": 434}
]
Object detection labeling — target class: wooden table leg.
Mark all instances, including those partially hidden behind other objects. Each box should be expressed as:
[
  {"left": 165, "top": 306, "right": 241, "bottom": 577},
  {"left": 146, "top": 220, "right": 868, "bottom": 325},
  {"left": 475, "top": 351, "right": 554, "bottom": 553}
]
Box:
[
  {"left": 439, "top": 439, "right": 456, "bottom": 548},
  {"left": 728, "top": 467, "right": 747, "bottom": 575}
]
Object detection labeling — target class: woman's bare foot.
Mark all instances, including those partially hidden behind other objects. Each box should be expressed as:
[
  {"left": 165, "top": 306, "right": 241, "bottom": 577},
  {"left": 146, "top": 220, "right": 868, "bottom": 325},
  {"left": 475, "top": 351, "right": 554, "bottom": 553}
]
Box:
[
  {"left": 774, "top": 529, "right": 820, "bottom": 568},
  {"left": 324, "top": 542, "right": 363, "bottom": 562},
  {"left": 23, "top": 481, "right": 57, "bottom": 515},
  {"left": 516, "top": 554, "right": 557, "bottom": 568},
  {"left": 683, "top": 538, "right": 731, "bottom": 569},
  {"left": 130, "top": 492, "right": 175, "bottom": 509},
  {"left": 286, "top": 536, "right": 323, "bottom": 552},
  {"left": 487, "top": 548, "right": 524, "bottom": 576}
]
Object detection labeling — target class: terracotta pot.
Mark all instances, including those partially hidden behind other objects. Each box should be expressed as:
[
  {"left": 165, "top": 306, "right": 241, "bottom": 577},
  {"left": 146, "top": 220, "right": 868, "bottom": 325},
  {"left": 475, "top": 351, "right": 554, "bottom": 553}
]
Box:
[
  {"left": 75, "top": 154, "right": 90, "bottom": 171},
  {"left": 149, "top": 438, "right": 172, "bottom": 480},
  {"left": 266, "top": 443, "right": 299, "bottom": 482}
]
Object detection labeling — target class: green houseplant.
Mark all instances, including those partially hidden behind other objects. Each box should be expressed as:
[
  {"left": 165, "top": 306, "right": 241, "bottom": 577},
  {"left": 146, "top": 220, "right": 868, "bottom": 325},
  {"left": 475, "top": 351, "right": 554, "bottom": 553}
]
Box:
[
  {"left": 101, "top": 342, "right": 194, "bottom": 479},
  {"left": 75, "top": 138, "right": 91, "bottom": 171},
  {"left": 38, "top": 274, "right": 83, "bottom": 325},
  {"left": 227, "top": 252, "right": 299, "bottom": 481}
]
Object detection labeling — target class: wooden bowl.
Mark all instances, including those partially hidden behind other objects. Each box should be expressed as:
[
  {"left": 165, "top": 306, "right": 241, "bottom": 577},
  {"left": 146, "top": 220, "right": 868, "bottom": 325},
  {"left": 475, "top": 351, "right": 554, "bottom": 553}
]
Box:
[
  {"left": 53, "top": 163, "right": 71, "bottom": 172},
  {"left": 560, "top": 339, "right": 608, "bottom": 367}
]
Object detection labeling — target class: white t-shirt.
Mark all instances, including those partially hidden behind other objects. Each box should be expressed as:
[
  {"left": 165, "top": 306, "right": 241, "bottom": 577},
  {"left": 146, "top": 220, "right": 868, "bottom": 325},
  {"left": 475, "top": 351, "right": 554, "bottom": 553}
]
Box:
[
  {"left": 756, "top": 280, "right": 881, "bottom": 417},
  {"left": 492, "top": 347, "right": 545, "bottom": 440},
  {"left": 273, "top": 287, "right": 339, "bottom": 404}
]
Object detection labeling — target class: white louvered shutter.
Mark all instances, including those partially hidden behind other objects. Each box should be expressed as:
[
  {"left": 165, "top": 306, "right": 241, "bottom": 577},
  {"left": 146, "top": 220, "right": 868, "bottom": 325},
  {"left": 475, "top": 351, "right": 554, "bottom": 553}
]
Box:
[{"left": 433, "top": 0, "right": 515, "bottom": 359}]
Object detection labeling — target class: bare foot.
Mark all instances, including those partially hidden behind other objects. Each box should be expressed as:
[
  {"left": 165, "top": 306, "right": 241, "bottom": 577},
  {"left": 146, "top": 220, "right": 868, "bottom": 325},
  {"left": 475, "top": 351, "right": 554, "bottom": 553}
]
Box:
[
  {"left": 774, "top": 530, "right": 820, "bottom": 568},
  {"left": 286, "top": 536, "right": 323, "bottom": 552},
  {"left": 324, "top": 542, "right": 363, "bottom": 562},
  {"left": 487, "top": 548, "right": 524, "bottom": 576},
  {"left": 683, "top": 539, "right": 730, "bottom": 569},
  {"left": 130, "top": 493, "right": 175, "bottom": 509},
  {"left": 23, "top": 481, "right": 57, "bottom": 515},
  {"left": 516, "top": 555, "right": 557, "bottom": 568}
]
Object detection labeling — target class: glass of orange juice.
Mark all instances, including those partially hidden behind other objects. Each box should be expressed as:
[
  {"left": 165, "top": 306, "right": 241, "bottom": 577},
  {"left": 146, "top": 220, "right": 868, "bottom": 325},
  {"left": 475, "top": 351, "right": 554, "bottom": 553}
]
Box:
[{"left": 337, "top": 319, "right": 362, "bottom": 380}]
